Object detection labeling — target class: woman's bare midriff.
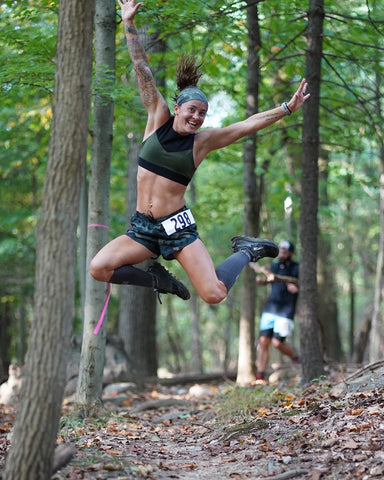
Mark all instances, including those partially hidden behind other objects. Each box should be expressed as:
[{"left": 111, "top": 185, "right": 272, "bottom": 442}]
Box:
[{"left": 136, "top": 166, "right": 188, "bottom": 218}]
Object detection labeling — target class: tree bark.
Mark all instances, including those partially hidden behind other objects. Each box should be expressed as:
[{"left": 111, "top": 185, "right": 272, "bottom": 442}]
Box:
[
  {"left": 189, "top": 182, "right": 203, "bottom": 373},
  {"left": 78, "top": 179, "right": 88, "bottom": 318},
  {"left": 236, "top": 0, "right": 262, "bottom": 386},
  {"left": 4, "top": 1, "right": 94, "bottom": 478},
  {"left": 190, "top": 292, "right": 203, "bottom": 373},
  {"left": 354, "top": 309, "right": 372, "bottom": 364},
  {"left": 299, "top": 0, "right": 325, "bottom": 383},
  {"left": 318, "top": 151, "right": 343, "bottom": 361},
  {"left": 345, "top": 173, "right": 356, "bottom": 359},
  {"left": 370, "top": 65, "right": 384, "bottom": 362},
  {"left": 76, "top": 0, "right": 116, "bottom": 416},
  {"left": 0, "top": 298, "right": 11, "bottom": 384}
]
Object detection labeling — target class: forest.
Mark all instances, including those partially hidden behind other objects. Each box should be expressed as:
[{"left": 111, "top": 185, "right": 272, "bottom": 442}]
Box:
[{"left": 1, "top": 0, "right": 384, "bottom": 478}]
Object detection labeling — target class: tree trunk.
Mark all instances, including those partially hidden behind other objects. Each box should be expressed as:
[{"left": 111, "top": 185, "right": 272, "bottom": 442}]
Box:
[
  {"left": 76, "top": 0, "right": 116, "bottom": 415},
  {"left": 78, "top": 179, "right": 88, "bottom": 318},
  {"left": 119, "top": 277, "right": 158, "bottom": 379},
  {"left": 223, "top": 293, "right": 236, "bottom": 373},
  {"left": 18, "top": 299, "right": 27, "bottom": 364},
  {"left": 317, "top": 151, "right": 343, "bottom": 362},
  {"left": 236, "top": 0, "right": 262, "bottom": 386},
  {"left": 4, "top": 1, "right": 94, "bottom": 478},
  {"left": 164, "top": 297, "right": 187, "bottom": 372},
  {"left": 299, "top": 0, "right": 325, "bottom": 384},
  {"left": 345, "top": 173, "right": 356, "bottom": 359},
  {"left": 190, "top": 292, "right": 203, "bottom": 373},
  {"left": 0, "top": 298, "right": 11, "bottom": 384},
  {"left": 370, "top": 65, "right": 384, "bottom": 362},
  {"left": 189, "top": 182, "right": 203, "bottom": 373},
  {"left": 354, "top": 308, "right": 372, "bottom": 364}
]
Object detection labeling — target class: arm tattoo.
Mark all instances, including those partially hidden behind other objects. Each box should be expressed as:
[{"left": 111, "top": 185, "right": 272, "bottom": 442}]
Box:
[
  {"left": 125, "top": 24, "right": 137, "bottom": 35},
  {"left": 124, "top": 28, "right": 159, "bottom": 109},
  {"left": 129, "top": 37, "right": 147, "bottom": 63},
  {"left": 124, "top": 24, "right": 147, "bottom": 64}
]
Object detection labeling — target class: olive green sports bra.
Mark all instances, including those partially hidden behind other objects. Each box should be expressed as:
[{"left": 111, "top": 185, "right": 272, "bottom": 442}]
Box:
[{"left": 138, "top": 117, "right": 196, "bottom": 186}]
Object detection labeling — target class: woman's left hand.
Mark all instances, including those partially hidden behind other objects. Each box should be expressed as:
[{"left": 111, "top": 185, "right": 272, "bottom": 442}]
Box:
[
  {"left": 118, "top": 0, "right": 142, "bottom": 23},
  {"left": 287, "top": 78, "right": 310, "bottom": 113}
]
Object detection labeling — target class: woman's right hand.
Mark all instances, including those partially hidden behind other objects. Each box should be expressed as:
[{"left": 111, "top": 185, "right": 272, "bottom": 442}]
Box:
[{"left": 118, "top": 0, "right": 143, "bottom": 23}]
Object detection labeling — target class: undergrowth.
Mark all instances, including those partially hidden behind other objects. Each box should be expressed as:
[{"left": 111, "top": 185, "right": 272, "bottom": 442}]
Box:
[{"left": 214, "top": 383, "right": 304, "bottom": 425}]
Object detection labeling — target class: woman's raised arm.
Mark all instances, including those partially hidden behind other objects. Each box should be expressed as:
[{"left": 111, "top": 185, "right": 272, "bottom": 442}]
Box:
[
  {"left": 118, "top": 0, "right": 170, "bottom": 131},
  {"left": 195, "top": 78, "right": 310, "bottom": 160}
]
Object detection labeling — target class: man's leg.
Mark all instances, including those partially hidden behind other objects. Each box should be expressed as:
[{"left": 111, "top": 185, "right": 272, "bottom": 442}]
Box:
[
  {"left": 271, "top": 317, "right": 299, "bottom": 362},
  {"left": 256, "top": 314, "right": 275, "bottom": 380},
  {"left": 272, "top": 337, "right": 299, "bottom": 362},
  {"left": 256, "top": 334, "right": 272, "bottom": 380}
]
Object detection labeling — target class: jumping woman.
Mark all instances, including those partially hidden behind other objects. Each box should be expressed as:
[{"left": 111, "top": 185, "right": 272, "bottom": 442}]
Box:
[{"left": 90, "top": 0, "right": 310, "bottom": 304}]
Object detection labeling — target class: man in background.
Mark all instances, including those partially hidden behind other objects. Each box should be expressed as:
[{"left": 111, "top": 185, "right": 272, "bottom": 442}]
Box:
[{"left": 250, "top": 240, "right": 299, "bottom": 382}]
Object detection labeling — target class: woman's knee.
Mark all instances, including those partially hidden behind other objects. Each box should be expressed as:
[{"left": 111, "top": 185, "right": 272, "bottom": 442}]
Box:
[
  {"left": 89, "top": 257, "right": 100, "bottom": 280},
  {"left": 89, "top": 255, "right": 108, "bottom": 282},
  {"left": 198, "top": 284, "right": 227, "bottom": 304}
]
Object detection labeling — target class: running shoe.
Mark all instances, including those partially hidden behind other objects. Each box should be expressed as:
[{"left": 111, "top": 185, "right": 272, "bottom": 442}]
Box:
[
  {"left": 147, "top": 262, "right": 191, "bottom": 300},
  {"left": 231, "top": 236, "right": 278, "bottom": 262}
]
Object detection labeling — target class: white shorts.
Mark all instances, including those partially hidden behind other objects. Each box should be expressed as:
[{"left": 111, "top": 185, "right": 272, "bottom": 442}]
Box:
[{"left": 259, "top": 312, "right": 294, "bottom": 338}]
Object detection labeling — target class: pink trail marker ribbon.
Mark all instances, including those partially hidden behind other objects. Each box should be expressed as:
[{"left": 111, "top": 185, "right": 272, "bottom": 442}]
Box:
[
  {"left": 88, "top": 224, "right": 109, "bottom": 229},
  {"left": 94, "top": 282, "right": 112, "bottom": 335},
  {"left": 87, "top": 223, "right": 111, "bottom": 334}
]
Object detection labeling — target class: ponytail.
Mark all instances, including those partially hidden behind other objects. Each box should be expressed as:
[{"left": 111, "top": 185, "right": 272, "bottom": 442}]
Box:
[{"left": 174, "top": 55, "right": 208, "bottom": 106}]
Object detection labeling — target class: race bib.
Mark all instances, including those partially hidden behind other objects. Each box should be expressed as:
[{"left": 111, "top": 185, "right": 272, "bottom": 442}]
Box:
[{"left": 161, "top": 209, "right": 195, "bottom": 236}]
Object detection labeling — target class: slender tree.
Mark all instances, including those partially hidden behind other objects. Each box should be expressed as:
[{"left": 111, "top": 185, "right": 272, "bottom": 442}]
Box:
[
  {"left": 370, "top": 64, "right": 384, "bottom": 362},
  {"left": 299, "top": 0, "right": 325, "bottom": 383},
  {"left": 76, "top": 0, "right": 116, "bottom": 416},
  {"left": 4, "top": 1, "right": 95, "bottom": 478},
  {"left": 318, "top": 150, "right": 343, "bottom": 361},
  {"left": 236, "top": 0, "right": 262, "bottom": 385}
]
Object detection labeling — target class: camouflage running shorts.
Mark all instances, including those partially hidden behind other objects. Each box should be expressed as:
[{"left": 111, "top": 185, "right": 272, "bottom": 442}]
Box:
[{"left": 126, "top": 206, "right": 200, "bottom": 260}]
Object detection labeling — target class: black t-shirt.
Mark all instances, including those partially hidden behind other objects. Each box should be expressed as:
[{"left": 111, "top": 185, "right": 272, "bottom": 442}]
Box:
[{"left": 263, "top": 259, "right": 299, "bottom": 320}]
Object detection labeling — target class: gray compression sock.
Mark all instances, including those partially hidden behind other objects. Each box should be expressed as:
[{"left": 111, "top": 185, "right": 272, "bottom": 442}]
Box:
[{"left": 215, "top": 250, "right": 251, "bottom": 292}]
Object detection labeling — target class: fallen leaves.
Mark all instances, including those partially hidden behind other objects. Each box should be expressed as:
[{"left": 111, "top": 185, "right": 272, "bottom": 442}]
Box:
[
  {"left": 2, "top": 368, "right": 384, "bottom": 479},
  {"left": 349, "top": 406, "right": 365, "bottom": 415},
  {"left": 349, "top": 422, "right": 374, "bottom": 432}
]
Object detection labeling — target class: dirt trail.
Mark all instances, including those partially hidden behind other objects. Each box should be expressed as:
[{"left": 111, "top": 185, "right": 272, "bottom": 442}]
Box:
[{"left": 2, "top": 366, "right": 384, "bottom": 479}]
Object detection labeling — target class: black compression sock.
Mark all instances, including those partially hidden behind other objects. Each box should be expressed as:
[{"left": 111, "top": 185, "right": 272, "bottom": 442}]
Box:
[
  {"left": 109, "top": 265, "right": 154, "bottom": 287},
  {"left": 215, "top": 250, "right": 251, "bottom": 292}
]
